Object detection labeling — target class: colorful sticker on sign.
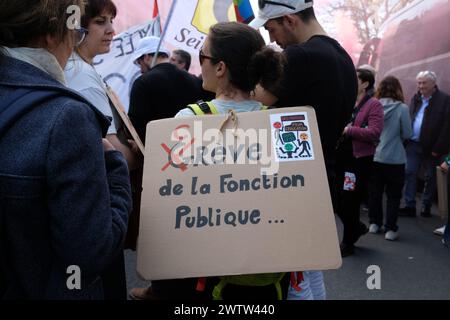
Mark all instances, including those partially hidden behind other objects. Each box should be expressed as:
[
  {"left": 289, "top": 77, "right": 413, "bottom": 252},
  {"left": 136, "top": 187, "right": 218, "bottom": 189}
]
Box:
[
  {"left": 343, "top": 172, "right": 356, "bottom": 191},
  {"left": 270, "top": 113, "right": 315, "bottom": 162}
]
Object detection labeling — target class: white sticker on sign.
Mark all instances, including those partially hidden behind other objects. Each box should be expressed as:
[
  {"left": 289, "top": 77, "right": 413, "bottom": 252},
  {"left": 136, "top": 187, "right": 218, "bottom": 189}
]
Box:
[
  {"left": 343, "top": 172, "right": 356, "bottom": 191},
  {"left": 270, "top": 112, "right": 315, "bottom": 162}
]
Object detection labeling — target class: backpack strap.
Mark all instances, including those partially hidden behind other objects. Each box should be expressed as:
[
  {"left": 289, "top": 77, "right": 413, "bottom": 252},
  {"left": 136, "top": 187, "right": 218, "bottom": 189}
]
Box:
[
  {"left": 188, "top": 100, "right": 219, "bottom": 115},
  {"left": 212, "top": 279, "right": 227, "bottom": 300},
  {"left": 211, "top": 273, "right": 285, "bottom": 300},
  {"left": 0, "top": 88, "right": 62, "bottom": 136},
  {"left": 196, "top": 277, "right": 207, "bottom": 292},
  {"left": 290, "top": 271, "right": 304, "bottom": 292}
]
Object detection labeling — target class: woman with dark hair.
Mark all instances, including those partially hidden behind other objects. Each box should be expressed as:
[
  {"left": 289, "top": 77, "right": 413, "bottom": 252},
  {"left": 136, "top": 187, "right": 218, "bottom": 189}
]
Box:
[
  {"left": 172, "top": 21, "right": 285, "bottom": 300},
  {"left": 336, "top": 68, "right": 384, "bottom": 257},
  {"left": 65, "top": 0, "right": 138, "bottom": 300},
  {"left": 65, "top": 0, "right": 138, "bottom": 169},
  {"left": 368, "top": 76, "right": 412, "bottom": 241},
  {"left": 0, "top": 0, "right": 131, "bottom": 299},
  {"left": 177, "top": 22, "right": 284, "bottom": 117}
]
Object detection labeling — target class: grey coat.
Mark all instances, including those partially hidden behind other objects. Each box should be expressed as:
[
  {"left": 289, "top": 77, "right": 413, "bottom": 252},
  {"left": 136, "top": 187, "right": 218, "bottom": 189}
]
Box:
[
  {"left": 0, "top": 56, "right": 131, "bottom": 299},
  {"left": 374, "top": 99, "right": 412, "bottom": 164}
]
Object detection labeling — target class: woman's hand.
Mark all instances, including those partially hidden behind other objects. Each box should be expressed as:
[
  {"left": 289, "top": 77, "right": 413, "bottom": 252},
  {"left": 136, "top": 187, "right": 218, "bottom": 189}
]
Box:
[
  {"left": 102, "top": 138, "right": 116, "bottom": 152},
  {"left": 128, "top": 139, "right": 140, "bottom": 154},
  {"left": 440, "top": 161, "right": 448, "bottom": 173}
]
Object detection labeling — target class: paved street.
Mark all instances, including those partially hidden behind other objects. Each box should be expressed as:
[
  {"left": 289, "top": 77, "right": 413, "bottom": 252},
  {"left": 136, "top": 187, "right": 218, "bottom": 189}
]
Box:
[
  {"left": 125, "top": 204, "right": 450, "bottom": 300},
  {"left": 325, "top": 209, "right": 450, "bottom": 299}
]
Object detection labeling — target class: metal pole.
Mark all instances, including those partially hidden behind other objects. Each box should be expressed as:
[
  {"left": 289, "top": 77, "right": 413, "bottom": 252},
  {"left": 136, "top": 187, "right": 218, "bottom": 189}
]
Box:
[{"left": 151, "top": 0, "right": 178, "bottom": 68}]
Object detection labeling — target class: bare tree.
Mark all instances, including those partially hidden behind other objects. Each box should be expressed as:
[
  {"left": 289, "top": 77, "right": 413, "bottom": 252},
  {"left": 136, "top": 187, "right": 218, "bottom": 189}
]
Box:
[{"left": 330, "top": 0, "right": 415, "bottom": 44}]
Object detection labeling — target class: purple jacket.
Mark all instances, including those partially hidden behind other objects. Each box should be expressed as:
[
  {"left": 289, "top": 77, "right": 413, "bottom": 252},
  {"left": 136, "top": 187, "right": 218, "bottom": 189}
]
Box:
[{"left": 346, "top": 97, "right": 384, "bottom": 158}]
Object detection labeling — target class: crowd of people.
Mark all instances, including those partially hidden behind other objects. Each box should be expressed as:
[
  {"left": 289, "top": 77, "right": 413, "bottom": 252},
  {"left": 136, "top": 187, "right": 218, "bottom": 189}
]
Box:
[
  {"left": 1, "top": 0, "right": 449, "bottom": 300},
  {"left": 335, "top": 66, "right": 450, "bottom": 255}
]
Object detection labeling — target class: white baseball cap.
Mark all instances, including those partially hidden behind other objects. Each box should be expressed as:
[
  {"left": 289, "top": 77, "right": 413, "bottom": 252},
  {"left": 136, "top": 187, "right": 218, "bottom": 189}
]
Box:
[
  {"left": 132, "top": 36, "right": 170, "bottom": 65},
  {"left": 250, "top": 0, "right": 314, "bottom": 29}
]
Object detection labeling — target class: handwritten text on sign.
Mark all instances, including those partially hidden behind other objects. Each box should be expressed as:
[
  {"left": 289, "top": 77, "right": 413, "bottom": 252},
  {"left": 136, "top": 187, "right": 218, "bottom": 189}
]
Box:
[
  {"left": 138, "top": 108, "right": 342, "bottom": 281},
  {"left": 159, "top": 174, "right": 305, "bottom": 230}
]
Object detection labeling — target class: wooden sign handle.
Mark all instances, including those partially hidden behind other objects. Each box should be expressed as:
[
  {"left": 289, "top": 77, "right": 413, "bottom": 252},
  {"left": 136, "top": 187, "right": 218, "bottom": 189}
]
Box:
[{"left": 105, "top": 85, "right": 145, "bottom": 155}]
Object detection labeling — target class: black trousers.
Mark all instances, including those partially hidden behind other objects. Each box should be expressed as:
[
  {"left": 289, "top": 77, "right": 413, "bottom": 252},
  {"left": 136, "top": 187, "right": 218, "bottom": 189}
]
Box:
[
  {"left": 101, "top": 250, "right": 127, "bottom": 300},
  {"left": 369, "top": 162, "right": 405, "bottom": 232},
  {"left": 336, "top": 155, "right": 373, "bottom": 245}
]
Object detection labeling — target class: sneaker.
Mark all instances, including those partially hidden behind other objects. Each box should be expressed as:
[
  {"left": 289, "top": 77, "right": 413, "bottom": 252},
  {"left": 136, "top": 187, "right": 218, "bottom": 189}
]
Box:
[
  {"left": 398, "top": 206, "right": 416, "bottom": 217},
  {"left": 420, "top": 207, "right": 432, "bottom": 218},
  {"left": 129, "top": 287, "right": 155, "bottom": 300},
  {"left": 369, "top": 224, "right": 380, "bottom": 234},
  {"left": 385, "top": 230, "right": 398, "bottom": 241},
  {"left": 340, "top": 243, "right": 355, "bottom": 257},
  {"left": 434, "top": 226, "right": 446, "bottom": 236}
]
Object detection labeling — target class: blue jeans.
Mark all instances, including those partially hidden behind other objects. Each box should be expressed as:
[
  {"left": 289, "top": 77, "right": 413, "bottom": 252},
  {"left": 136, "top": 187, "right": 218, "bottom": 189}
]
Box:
[
  {"left": 404, "top": 142, "right": 439, "bottom": 209},
  {"left": 287, "top": 271, "right": 326, "bottom": 300}
]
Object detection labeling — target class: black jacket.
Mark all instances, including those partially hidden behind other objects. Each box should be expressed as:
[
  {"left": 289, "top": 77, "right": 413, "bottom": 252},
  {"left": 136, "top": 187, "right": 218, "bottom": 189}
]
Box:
[
  {"left": 128, "top": 63, "right": 211, "bottom": 144},
  {"left": 410, "top": 88, "right": 450, "bottom": 156}
]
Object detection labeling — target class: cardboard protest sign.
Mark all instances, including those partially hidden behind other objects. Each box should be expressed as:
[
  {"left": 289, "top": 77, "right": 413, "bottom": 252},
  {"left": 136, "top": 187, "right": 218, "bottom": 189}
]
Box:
[
  {"left": 137, "top": 107, "right": 342, "bottom": 280},
  {"left": 436, "top": 167, "right": 448, "bottom": 218}
]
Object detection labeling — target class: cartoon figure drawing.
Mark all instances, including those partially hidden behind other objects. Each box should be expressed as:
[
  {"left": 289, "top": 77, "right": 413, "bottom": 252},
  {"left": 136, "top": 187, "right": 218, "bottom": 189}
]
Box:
[
  {"left": 279, "top": 142, "right": 299, "bottom": 159},
  {"left": 298, "top": 133, "right": 311, "bottom": 158},
  {"left": 273, "top": 122, "right": 283, "bottom": 147},
  {"left": 272, "top": 114, "right": 314, "bottom": 161}
]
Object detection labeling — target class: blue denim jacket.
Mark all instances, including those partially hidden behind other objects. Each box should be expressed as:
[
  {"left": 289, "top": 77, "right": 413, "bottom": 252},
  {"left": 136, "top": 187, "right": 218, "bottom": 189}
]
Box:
[{"left": 0, "top": 56, "right": 132, "bottom": 299}]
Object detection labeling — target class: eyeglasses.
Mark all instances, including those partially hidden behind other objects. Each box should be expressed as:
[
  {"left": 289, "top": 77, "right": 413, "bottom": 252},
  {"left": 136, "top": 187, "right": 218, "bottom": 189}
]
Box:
[
  {"left": 75, "top": 27, "right": 89, "bottom": 46},
  {"left": 199, "top": 49, "right": 218, "bottom": 66},
  {"left": 258, "top": 0, "right": 295, "bottom": 10}
]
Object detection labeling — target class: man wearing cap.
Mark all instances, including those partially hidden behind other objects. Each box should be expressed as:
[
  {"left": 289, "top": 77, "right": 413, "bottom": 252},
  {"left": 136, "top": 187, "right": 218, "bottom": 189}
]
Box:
[
  {"left": 131, "top": 36, "right": 171, "bottom": 74},
  {"left": 251, "top": 0, "right": 357, "bottom": 179},
  {"left": 128, "top": 36, "right": 206, "bottom": 143},
  {"left": 251, "top": 0, "right": 358, "bottom": 299}
]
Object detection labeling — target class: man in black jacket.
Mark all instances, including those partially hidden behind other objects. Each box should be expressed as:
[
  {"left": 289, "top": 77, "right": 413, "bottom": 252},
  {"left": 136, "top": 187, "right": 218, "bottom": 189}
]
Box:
[{"left": 400, "top": 71, "right": 450, "bottom": 217}]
